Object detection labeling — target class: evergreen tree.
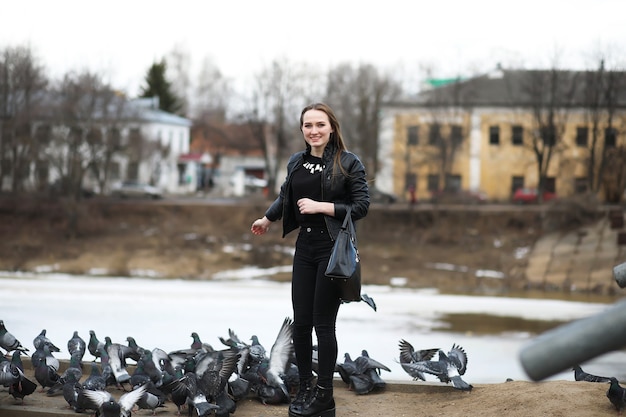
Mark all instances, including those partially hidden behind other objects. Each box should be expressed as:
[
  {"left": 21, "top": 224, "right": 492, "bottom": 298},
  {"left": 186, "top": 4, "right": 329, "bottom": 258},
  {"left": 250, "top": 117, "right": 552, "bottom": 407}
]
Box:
[{"left": 139, "top": 58, "right": 183, "bottom": 115}]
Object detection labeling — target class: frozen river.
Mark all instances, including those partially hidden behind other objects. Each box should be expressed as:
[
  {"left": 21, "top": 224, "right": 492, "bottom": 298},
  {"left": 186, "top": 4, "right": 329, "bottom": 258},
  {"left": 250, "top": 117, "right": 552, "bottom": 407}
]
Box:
[{"left": 1, "top": 270, "right": 625, "bottom": 384}]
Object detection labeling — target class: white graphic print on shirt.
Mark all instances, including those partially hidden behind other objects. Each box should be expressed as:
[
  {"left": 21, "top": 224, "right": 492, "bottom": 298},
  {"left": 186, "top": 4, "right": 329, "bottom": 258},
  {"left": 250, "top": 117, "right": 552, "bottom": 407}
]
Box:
[{"left": 303, "top": 161, "right": 323, "bottom": 174}]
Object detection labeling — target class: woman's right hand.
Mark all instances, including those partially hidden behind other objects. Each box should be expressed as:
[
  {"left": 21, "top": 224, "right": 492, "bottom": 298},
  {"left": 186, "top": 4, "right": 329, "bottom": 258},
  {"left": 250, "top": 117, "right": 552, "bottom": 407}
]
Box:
[{"left": 251, "top": 216, "right": 271, "bottom": 235}]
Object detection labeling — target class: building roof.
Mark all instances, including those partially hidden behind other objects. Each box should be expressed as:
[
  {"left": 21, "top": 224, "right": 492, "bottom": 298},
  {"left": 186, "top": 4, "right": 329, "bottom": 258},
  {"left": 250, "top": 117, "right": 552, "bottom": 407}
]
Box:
[
  {"left": 388, "top": 67, "right": 626, "bottom": 109},
  {"left": 129, "top": 98, "right": 192, "bottom": 127}
]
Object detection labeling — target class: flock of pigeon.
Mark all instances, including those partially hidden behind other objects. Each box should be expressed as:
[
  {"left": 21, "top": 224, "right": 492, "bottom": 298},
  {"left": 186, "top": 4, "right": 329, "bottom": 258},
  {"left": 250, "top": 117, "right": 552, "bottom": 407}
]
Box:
[
  {"left": 2, "top": 316, "right": 624, "bottom": 415},
  {"left": 572, "top": 364, "right": 626, "bottom": 412}
]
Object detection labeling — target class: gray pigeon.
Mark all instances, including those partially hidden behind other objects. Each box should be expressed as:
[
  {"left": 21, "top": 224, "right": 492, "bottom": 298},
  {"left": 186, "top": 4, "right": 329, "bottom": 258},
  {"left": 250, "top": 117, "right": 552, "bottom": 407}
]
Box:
[
  {"left": 33, "top": 329, "right": 61, "bottom": 352},
  {"left": 46, "top": 352, "right": 83, "bottom": 396},
  {"left": 0, "top": 320, "right": 29, "bottom": 354},
  {"left": 398, "top": 339, "right": 439, "bottom": 381},
  {"left": 607, "top": 377, "right": 626, "bottom": 412},
  {"left": 337, "top": 350, "right": 390, "bottom": 395},
  {"left": 134, "top": 380, "right": 167, "bottom": 415},
  {"left": 67, "top": 330, "right": 86, "bottom": 362},
  {"left": 82, "top": 361, "right": 106, "bottom": 391},
  {"left": 1, "top": 351, "right": 37, "bottom": 403},
  {"left": 82, "top": 384, "right": 146, "bottom": 417},
  {"left": 400, "top": 343, "right": 473, "bottom": 391},
  {"left": 572, "top": 364, "right": 611, "bottom": 383},
  {"left": 88, "top": 330, "right": 104, "bottom": 360},
  {"left": 104, "top": 337, "right": 132, "bottom": 388},
  {"left": 257, "top": 317, "right": 294, "bottom": 400},
  {"left": 33, "top": 343, "right": 62, "bottom": 391}
]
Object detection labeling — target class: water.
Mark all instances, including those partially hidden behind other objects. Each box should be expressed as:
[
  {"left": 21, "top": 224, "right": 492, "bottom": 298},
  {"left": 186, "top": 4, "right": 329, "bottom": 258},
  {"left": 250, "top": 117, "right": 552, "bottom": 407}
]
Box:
[{"left": 1, "top": 270, "right": 625, "bottom": 385}]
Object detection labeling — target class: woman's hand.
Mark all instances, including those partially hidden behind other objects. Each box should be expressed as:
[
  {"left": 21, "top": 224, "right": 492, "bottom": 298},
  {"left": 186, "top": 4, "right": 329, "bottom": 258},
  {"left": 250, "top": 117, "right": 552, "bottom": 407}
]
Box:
[
  {"left": 251, "top": 216, "right": 271, "bottom": 235},
  {"left": 297, "top": 198, "right": 335, "bottom": 216}
]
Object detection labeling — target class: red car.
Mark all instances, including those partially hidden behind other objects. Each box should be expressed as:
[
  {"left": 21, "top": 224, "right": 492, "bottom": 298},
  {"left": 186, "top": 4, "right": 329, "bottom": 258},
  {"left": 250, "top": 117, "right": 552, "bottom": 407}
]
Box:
[{"left": 512, "top": 188, "right": 556, "bottom": 204}]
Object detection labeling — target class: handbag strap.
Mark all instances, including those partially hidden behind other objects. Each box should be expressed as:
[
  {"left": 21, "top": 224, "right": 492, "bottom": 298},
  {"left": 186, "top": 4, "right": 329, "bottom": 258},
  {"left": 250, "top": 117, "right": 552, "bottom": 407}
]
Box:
[
  {"left": 342, "top": 206, "right": 357, "bottom": 246},
  {"left": 341, "top": 206, "right": 352, "bottom": 230}
]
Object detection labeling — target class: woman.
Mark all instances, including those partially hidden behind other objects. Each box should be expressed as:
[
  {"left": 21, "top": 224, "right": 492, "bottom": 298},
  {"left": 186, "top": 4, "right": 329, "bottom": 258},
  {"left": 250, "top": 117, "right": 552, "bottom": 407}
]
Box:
[{"left": 251, "top": 102, "right": 369, "bottom": 417}]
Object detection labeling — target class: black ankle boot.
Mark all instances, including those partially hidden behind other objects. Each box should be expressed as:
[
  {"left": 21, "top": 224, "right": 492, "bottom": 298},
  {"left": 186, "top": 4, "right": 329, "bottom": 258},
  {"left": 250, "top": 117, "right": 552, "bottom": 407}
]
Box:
[
  {"left": 300, "top": 385, "right": 335, "bottom": 417},
  {"left": 288, "top": 377, "right": 314, "bottom": 416}
]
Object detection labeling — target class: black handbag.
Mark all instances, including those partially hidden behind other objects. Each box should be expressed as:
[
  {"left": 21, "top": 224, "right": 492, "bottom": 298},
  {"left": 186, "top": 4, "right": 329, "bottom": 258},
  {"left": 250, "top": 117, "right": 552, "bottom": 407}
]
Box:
[{"left": 325, "top": 207, "right": 362, "bottom": 302}]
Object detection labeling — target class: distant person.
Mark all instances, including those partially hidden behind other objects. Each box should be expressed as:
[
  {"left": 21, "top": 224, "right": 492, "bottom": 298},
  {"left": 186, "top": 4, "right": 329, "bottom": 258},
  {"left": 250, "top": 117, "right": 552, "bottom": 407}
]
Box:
[
  {"left": 408, "top": 184, "right": 417, "bottom": 205},
  {"left": 251, "top": 102, "right": 370, "bottom": 417}
]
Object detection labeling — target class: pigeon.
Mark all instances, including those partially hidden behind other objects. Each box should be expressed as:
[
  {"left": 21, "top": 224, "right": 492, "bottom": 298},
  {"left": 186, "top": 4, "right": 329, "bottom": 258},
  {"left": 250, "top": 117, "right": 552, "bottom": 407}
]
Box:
[
  {"left": 183, "top": 371, "right": 220, "bottom": 417},
  {"left": 134, "top": 380, "right": 167, "bottom": 415},
  {"left": 1, "top": 351, "right": 37, "bottom": 403},
  {"left": 47, "top": 352, "right": 83, "bottom": 396},
  {"left": 33, "top": 329, "right": 61, "bottom": 352},
  {"left": 337, "top": 350, "right": 390, "bottom": 395},
  {"left": 607, "top": 377, "right": 626, "bottom": 412},
  {"left": 254, "top": 317, "right": 294, "bottom": 402},
  {"left": 0, "top": 320, "right": 29, "bottom": 354},
  {"left": 67, "top": 330, "right": 86, "bottom": 362},
  {"left": 88, "top": 330, "right": 104, "bottom": 360},
  {"left": 398, "top": 339, "right": 439, "bottom": 381},
  {"left": 357, "top": 349, "right": 390, "bottom": 392},
  {"left": 120, "top": 336, "right": 144, "bottom": 363},
  {"left": 60, "top": 371, "right": 83, "bottom": 410},
  {"left": 572, "top": 364, "right": 611, "bottom": 383},
  {"left": 168, "top": 332, "right": 211, "bottom": 369},
  {"left": 360, "top": 293, "right": 377, "bottom": 311},
  {"left": 82, "top": 361, "right": 107, "bottom": 391},
  {"left": 31, "top": 340, "right": 60, "bottom": 372},
  {"left": 131, "top": 349, "right": 164, "bottom": 388},
  {"left": 400, "top": 343, "right": 473, "bottom": 391},
  {"left": 33, "top": 343, "right": 62, "bottom": 391},
  {"left": 82, "top": 384, "right": 147, "bottom": 417},
  {"left": 105, "top": 336, "right": 132, "bottom": 388}
]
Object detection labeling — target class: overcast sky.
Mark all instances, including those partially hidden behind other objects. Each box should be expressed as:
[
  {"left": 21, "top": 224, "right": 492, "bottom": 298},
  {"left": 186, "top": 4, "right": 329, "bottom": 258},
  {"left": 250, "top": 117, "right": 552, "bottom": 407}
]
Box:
[{"left": 2, "top": 0, "right": 625, "bottom": 96}]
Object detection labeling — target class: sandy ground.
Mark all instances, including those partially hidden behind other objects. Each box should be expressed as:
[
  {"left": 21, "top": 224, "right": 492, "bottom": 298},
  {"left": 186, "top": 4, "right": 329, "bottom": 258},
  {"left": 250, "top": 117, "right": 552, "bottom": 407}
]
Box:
[{"left": 0, "top": 366, "right": 620, "bottom": 417}]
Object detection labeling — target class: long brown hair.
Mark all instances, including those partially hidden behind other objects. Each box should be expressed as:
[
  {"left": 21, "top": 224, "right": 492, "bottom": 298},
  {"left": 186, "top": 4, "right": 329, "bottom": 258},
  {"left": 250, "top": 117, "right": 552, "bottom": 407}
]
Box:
[{"left": 300, "top": 102, "right": 347, "bottom": 177}]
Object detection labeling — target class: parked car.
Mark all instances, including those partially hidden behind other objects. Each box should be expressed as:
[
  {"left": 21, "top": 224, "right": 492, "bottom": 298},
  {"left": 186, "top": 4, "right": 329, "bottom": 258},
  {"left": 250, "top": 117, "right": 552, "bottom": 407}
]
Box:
[
  {"left": 512, "top": 188, "right": 556, "bottom": 204},
  {"left": 370, "top": 188, "right": 398, "bottom": 204},
  {"left": 430, "top": 189, "right": 488, "bottom": 204},
  {"left": 111, "top": 181, "right": 163, "bottom": 199}
]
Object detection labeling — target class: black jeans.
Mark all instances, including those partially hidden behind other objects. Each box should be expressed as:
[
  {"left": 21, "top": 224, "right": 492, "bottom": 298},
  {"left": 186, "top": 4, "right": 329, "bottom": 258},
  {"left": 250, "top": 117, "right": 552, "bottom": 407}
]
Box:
[{"left": 292, "top": 226, "right": 341, "bottom": 389}]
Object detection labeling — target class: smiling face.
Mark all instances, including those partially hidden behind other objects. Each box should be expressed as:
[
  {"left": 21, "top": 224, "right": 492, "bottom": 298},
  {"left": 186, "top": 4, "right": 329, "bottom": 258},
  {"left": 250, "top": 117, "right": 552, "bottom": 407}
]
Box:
[{"left": 301, "top": 109, "right": 333, "bottom": 157}]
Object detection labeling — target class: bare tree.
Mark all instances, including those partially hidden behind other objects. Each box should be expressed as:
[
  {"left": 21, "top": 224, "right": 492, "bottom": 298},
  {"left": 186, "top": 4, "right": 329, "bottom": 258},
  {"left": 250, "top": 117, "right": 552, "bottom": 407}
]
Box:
[
  {"left": 238, "top": 58, "right": 322, "bottom": 195},
  {"left": 581, "top": 58, "right": 626, "bottom": 197},
  {"left": 44, "top": 70, "right": 123, "bottom": 199},
  {"left": 0, "top": 45, "right": 48, "bottom": 194},
  {"left": 192, "top": 56, "right": 233, "bottom": 122},
  {"left": 520, "top": 68, "right": 579, "bottom": 200},
  {"left": 418, "top": 78, "right": 473, "bottom": 192},
  {"left": 325, "top": 63, "right": 403, "bottom": 178}
]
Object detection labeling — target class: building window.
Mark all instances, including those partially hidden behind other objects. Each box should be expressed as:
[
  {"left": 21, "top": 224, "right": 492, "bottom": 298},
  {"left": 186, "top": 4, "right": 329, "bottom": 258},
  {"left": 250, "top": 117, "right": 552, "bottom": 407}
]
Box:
[
  {"left": 445, "top": 174, "right": 461, "bottom": 191},
  {"left": 489, "top": 126, "right": 500, "bottom": 145},
  {"left": 451, "top": 125, "right": 463, "bottom": 146},
  {"left": 576, "top": 127, "right": 588, "bottom": 147},
  {"left": 429, "top": 123, "right": 440, "bottom": 145},
  {"left": 407, "top": 126, "right": 419, "bottom": 145},
  {"left": 109, "top": 162, "right": 120, "bottom": 180},
  {"left": 542, "top": 126, "right": 556, "bottom": 146},
  {"left": 427, "top": 174, "right": 439, "bottom": 192},
  {"left": 108, "top": 128, "right": 121, "bottom": 149},
  {"left": 512, "top": 125, "right": 523, "bottom": 146},
  {"left": 511, "top": 176, "right": 524, "bottom": 195},
  {"left": 404, "top": 172, "right": 417, "bottom": 191},
  {"left": 605, "top": 127, "right": 617, "bottom": 148},
  {"left": 574, "top": 177, "right": 588, "bottom": 194},
  {"left": 127, "top": 162, "right": 139, "bottom": 180},
  {"left": 544, "top": 177, "right": 556, "bottom": 193}
]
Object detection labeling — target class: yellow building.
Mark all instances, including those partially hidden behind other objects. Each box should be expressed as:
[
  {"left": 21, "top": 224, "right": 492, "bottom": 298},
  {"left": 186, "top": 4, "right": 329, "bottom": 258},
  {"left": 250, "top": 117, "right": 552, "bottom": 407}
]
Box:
[{"left": 377, "top": 67, "right": 626, "bottom": 203}]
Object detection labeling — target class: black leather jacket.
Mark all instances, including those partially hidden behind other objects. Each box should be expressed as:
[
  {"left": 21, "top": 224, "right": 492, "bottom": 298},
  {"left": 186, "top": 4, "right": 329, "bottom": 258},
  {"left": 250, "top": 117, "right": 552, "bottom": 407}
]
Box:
[{"left": 265, "top": 142, "right": 369, "bottom": 240}]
